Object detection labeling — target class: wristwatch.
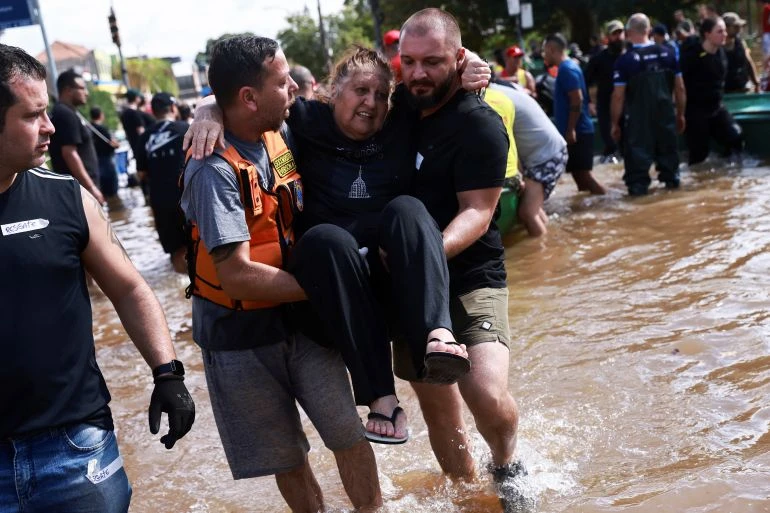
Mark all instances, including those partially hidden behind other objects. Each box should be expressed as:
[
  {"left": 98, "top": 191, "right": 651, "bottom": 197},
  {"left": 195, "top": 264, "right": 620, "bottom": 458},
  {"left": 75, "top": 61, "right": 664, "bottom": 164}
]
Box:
[{"left": 152, "top": 359, "right": 185, "bottom": 379}]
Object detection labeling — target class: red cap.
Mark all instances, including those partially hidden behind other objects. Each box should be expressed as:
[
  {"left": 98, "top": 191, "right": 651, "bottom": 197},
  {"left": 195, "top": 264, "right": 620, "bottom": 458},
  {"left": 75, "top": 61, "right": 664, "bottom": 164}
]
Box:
[
  {"left": 505, "top": 45, "right": 524, "bottom": 58},
  {"left": 383, "top": 30, "right": 400, "bottom": 46}
]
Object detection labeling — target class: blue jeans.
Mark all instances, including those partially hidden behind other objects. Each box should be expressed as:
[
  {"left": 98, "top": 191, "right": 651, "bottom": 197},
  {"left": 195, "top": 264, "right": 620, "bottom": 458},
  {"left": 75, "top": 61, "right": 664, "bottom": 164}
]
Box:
[{"left": 0, "top": 424, "right": 131, "bottom": 513}]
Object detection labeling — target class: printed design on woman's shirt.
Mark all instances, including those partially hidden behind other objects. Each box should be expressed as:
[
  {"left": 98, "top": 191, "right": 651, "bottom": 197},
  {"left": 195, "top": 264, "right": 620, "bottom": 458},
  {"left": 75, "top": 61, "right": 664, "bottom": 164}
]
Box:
[{"left": 348, "top": 166, "right": 371, "bottom": 199}]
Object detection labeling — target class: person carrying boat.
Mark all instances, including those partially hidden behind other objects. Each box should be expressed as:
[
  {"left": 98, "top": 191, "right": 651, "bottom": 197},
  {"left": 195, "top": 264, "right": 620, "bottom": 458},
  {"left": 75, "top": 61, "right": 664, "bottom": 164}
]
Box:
[
  {"left": 680, "top": 16, "right": 744, "bottom": 165},
  {"left": 0, "top": 44, "right": 195, "bottom": 512},
  {"left": 488, "top": 81, "right": 567, "bottom": 236},
  {"left": 611, "top": 13, "right": 686, "bottom": 196}
]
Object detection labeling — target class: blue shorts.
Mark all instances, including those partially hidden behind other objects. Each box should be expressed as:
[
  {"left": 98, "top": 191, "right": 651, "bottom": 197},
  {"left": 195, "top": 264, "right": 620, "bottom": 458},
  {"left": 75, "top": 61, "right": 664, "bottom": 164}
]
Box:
[{"left": 0, "top": 424, "right": 131, "bottom": 513}]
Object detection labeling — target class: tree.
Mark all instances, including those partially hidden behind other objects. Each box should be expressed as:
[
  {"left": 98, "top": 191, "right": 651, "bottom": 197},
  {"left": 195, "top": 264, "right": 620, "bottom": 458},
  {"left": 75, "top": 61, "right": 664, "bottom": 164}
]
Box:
[
  {"left": 277, "top": 2, "right": 374, "bottom": 79},
  {"left": 78, "top": 86, "right": 120, "bottom": 131},
  {"left": 277, "top": 10, "right": 328, "bottom": 79},
  {"left": 120, "top": 58, "right": 179, "bottom": 96},
  {"left": 376, "top": 0, "right": 707, "bottom": 53}
]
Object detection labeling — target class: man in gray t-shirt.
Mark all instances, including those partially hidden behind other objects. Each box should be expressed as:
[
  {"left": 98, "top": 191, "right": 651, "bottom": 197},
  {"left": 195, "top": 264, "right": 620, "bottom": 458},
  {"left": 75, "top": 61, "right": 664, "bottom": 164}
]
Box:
[
  {"left": 179, "top": 36, "right": 382, "bottom": 512},
  {"left": 489, "top": 82, "right": 568, "bottom": 236},
  {"left": 181, "top": 127, "right": 295, "bottom": 350}
]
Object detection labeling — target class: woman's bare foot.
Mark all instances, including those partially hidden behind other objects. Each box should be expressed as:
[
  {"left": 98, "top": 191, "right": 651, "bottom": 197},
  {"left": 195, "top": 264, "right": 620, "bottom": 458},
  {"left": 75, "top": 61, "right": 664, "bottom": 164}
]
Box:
[
  {"left": 426, "top": 328, "right": 468, "bottom": 359},
  {"left": 366, "top": 394, "right": 408, "bottom": 441}
]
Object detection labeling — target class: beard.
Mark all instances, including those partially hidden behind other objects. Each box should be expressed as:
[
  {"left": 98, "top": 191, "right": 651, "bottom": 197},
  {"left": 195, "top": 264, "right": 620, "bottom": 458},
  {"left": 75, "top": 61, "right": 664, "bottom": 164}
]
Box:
[
  {"left": 405, "top": 72, "right": 454, "bottom": 110},
  {"left": 608, "top": 39, "right": 624, "bottom": 54}
]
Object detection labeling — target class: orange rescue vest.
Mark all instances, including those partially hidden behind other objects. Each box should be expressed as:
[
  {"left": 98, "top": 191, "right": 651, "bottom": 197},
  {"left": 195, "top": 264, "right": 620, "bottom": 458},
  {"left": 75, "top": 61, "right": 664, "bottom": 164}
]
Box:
[{"left": 185, "top": 130, "right": 302, "bottom": 310}]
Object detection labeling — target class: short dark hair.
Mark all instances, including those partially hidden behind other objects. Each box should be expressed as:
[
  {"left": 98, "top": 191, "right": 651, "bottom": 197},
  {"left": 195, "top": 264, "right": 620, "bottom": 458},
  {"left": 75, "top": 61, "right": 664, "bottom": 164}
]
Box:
[
  {"left": 89, "top": 106, "right": 102, "bottom": 120},
  {"left": 0, "top": 44, "right": 47, "bottom": 133},
  {"left": 178, "top": 103, "right": 192, "bottom": 121},
  {"left": 401, "top": 8, "right": 462, "bottom": 51},
  {"left": 56, "top": 69, "right": 83, "bottom": 94},
  {"left": 700, "top": 16, "right": 721, "bottom": 37},
  {"left": 125, "top": 89, "right": 139, "bottom": 103},
  {"left": 208, "top": 35, "right": 279, "bottom": 108},
  {"left": 544, "top": 33, "right": 568, "bottom": 51}
]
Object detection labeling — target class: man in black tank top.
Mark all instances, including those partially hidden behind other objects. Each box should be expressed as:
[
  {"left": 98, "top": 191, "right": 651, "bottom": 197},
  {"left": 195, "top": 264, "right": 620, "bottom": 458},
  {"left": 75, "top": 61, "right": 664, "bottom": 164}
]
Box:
[
  {"left": 723, "top": 12, "right": 760, "bottom": 93},
  {"left": 0, "top": 45, "right": 194, "bottom": 512},
  {"left": 680, "top": 17, "right": 744, "bottom": 164}
]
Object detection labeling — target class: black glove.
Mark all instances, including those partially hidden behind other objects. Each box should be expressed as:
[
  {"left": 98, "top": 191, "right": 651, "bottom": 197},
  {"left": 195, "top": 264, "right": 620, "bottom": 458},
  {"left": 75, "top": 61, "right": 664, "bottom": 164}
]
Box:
[{"left": 149, "top": 375, "right": 195, "bottom": 449}]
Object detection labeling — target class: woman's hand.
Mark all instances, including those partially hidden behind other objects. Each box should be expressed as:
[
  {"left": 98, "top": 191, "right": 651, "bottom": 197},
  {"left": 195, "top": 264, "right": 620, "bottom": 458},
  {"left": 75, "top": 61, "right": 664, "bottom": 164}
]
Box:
[
  {"left": 459, "top": 49, "right": 491, "bottom": 91},
  {"left": 182, "top": 97, "right": 226, "bottom": 160}
]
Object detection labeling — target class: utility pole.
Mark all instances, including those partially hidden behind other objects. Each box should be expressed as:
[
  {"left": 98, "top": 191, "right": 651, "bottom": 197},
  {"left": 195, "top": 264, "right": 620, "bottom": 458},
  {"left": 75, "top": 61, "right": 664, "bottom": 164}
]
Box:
[
  {"left": 368, "top": 0, "right": 384, "bottom": 52},
  {"left": 29, "top": 0, "right": 58, "bottom": 98},
  {"left": 316, "top": 0, "right": 333, "bottom": 74},
  {"left": 108, "top": 7, "right": 129, "bottom": 88}
]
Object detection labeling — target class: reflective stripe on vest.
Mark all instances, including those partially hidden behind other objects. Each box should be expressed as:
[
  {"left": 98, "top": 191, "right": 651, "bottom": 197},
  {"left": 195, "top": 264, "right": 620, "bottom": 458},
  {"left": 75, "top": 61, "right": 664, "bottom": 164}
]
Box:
[{"left": 189, "top": 130, "right": 302, "bottom": 310}]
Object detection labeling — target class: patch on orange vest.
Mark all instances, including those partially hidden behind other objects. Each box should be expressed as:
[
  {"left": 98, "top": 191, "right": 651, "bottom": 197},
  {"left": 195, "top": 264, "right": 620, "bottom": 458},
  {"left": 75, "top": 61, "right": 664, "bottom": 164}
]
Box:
[{"left": 273, "top": 151, "right": 297, "bottom": 178}]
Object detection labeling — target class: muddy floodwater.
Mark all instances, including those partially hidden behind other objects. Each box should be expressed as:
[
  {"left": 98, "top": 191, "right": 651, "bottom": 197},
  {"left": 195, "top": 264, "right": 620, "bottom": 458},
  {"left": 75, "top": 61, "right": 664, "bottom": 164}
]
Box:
[{"left": 92, "top": 160, "right": 770, "bottom": 512}]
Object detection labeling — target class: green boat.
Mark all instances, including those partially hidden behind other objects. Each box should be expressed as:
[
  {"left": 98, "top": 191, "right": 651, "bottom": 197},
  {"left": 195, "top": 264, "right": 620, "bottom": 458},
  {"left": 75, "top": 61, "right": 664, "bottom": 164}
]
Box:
[
  {"left": 496, "top": 187, "right": 519, "bottom": 235},
  {"left": 721, "top": 92, "right": 770, "bottom": 156}
]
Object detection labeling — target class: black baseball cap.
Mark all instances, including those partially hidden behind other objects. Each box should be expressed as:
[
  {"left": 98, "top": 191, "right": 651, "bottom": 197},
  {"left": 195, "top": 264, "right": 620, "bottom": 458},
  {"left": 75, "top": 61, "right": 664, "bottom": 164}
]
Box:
[
  {"left": 652, "top": 23, "right": 668, "bottom": 36},
  {"left": 151, "top": 92, "right": 176, "bottom": 113}
]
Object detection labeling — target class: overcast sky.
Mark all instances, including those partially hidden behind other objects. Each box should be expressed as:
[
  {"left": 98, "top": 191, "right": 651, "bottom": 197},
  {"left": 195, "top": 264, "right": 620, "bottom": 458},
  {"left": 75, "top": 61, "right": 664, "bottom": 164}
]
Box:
[{"left": 1, "top": 0, "right": 346, "bottom": 62}]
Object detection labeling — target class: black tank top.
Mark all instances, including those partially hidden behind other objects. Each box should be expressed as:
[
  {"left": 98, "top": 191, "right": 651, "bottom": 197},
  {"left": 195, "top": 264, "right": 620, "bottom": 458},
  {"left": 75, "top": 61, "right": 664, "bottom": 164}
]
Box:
[
  {"left": 725, "top": 37, "right": 749, "bottom": 91},
  {"left": 0, "top": 168, "right": 112, "bottom": 438}
]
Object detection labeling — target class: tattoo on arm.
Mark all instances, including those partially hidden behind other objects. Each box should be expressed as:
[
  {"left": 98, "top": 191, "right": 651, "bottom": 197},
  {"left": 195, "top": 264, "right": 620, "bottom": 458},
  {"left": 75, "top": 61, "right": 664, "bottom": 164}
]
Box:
[
  {"left": 210, "top": 242, "right": 240, "bottom": 264},
  {"left": 89, "top": 193, "right": 129, "bottom": 262}
]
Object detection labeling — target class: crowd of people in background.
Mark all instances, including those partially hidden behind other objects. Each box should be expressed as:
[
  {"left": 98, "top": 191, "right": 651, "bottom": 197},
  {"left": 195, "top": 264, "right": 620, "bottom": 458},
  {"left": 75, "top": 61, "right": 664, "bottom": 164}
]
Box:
[
  {"left": 4, "top": 3, "right": 770, "bottom": 513},
  {"left": 486, "top": 3, "right": 768, "bottom": 199}
]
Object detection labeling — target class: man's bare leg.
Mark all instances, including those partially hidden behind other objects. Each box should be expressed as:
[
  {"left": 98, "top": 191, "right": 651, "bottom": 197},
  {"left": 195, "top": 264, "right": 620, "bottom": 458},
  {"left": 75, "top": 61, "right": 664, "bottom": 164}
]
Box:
[
  {"left": 458, "top": 342, "right": 519, "bottom": 468},
  {"left": 518, "top": 179, "right": 547, "bottom": 237},
  {"left": 275, "top": 457, "right": 324, "bottom": 513},
  {"left": 333, "top": 439, "right": 383, "bottom": 512},
  {"left": 572, "top": 170, "right": 607, "bottom": 195},
  {"left": 411, "top": 381, "right": 476, "bottom": 479}
]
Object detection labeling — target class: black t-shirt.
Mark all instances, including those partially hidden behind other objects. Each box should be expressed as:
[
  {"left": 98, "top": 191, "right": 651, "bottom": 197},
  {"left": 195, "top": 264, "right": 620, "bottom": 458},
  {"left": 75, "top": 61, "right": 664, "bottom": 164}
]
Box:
[
  {"left": 287, "top": 97, "right": 416, "bottom": 248},
  {"left": 92, "top": 123, "right": 115, "bottom": 157},
  {"left": 0, "top": 168, "right": 113, "bottom": 437},
  {"left": 586, "top": 45, "right": 624, "bottom": 102},
  {"left": 404, "top": 87, "right": 509, "bottom": 295},
  {"left": 136, "top": 119, "right": 188, "bottom": 210},
  {"left": 681, "top": 42, "right": 726, "bottom": 112},
  {"left": 120, "top": 107, "right": 146, "bottom": 155},
  {"left": 725, "top": 36, "right": 749, "bottom": 91},
  {"left": 48, "top": 102, "right": 100, "bottom": 182}
]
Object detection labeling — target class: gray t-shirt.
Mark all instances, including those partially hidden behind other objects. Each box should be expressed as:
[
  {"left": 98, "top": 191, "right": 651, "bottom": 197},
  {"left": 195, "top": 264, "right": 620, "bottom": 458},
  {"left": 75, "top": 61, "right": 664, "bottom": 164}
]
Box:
[
  {"left": 180, "top": 125, "right": 295, "bottom": 350},
  {"left": 489, "top": 83, "right": 566, "bottom": 168}
]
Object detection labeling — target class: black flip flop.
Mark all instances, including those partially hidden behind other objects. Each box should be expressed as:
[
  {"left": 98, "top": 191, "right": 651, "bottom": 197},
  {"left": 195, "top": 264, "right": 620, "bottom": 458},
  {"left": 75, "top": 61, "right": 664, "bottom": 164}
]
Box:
[
  {"left": 423, "top": 340, "right": 471, "bottom": 385},
  {"left": 364, "top": 406, "right": 409, "bottom": 444}
]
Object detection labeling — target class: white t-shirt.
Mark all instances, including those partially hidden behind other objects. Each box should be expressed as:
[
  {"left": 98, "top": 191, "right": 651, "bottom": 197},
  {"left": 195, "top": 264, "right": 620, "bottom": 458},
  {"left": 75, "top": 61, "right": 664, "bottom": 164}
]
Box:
[{"left": 489, "top": 83, "right": 566, "bottom": 168}]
